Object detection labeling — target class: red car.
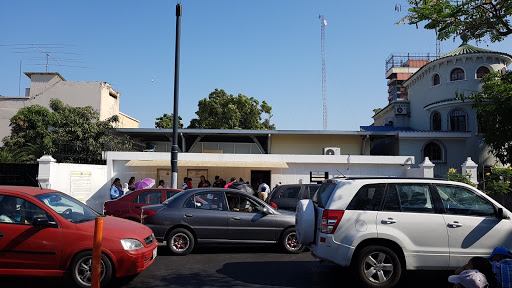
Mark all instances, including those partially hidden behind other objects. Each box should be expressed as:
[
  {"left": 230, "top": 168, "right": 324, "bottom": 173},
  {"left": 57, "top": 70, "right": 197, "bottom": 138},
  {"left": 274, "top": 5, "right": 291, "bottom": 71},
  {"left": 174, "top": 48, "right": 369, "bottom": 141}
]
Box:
[
  {"left": 104, "top": 188, "right": 181, "bottom": 222},
  {"left": 0, "top": 186, "right": 158, "bottom": 288}
]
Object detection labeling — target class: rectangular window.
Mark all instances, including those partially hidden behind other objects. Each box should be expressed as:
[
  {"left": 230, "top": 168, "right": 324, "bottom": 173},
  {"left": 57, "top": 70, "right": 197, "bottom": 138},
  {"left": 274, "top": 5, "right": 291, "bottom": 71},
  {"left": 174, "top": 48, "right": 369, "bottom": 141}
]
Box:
[
  {"left": 346, "top": 184, "right": 385, "bottom": 211},
  {"left": 435, "top": 185, "right": 494, "bottom": 216}
]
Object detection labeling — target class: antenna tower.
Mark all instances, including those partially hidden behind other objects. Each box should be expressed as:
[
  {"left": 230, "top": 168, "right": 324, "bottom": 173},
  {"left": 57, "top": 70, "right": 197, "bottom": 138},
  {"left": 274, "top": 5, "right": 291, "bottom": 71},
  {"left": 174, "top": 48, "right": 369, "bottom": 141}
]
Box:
[
  {"left": 319, "top": 14, "right": 328, "bottom": 130},
  {"left": 435, "top": 29, "right": 441, "bottom": 58}
]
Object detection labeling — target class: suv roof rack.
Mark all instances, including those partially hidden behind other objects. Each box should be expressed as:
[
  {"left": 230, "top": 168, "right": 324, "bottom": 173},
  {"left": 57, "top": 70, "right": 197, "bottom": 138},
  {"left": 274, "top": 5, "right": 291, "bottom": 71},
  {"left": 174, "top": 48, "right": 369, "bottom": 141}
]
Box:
[{"left": 330, "top": 176, "right": 449, "bottom": 181}]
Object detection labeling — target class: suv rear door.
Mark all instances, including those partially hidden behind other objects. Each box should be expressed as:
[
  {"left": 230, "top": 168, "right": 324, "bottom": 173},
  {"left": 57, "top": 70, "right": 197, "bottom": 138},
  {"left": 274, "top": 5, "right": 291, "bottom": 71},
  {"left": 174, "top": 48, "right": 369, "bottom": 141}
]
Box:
[{"left": 376, "top": 183, "right": 449, "bottom": 269}]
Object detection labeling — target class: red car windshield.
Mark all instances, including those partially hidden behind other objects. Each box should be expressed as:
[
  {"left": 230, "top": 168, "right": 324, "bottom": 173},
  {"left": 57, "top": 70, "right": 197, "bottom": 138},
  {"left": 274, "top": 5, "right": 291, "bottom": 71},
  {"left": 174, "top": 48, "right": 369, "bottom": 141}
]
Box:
[{"left": 36, "top": 192, "right": 99, "bottom": 223}]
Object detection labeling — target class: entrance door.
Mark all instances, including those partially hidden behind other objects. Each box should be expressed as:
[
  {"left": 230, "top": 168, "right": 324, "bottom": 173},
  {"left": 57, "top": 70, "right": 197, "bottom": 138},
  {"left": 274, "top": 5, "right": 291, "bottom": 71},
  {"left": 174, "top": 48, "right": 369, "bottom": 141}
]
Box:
[{"left": 251, "top": 170, "right": 271, "bottom": 192}]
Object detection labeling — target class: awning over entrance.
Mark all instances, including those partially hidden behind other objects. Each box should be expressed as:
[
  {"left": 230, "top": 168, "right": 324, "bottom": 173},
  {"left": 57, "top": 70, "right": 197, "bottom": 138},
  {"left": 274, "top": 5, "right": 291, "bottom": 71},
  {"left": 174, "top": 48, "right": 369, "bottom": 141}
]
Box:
[{"left": 125, "top": 160, "right": 288, "bottom": 168}]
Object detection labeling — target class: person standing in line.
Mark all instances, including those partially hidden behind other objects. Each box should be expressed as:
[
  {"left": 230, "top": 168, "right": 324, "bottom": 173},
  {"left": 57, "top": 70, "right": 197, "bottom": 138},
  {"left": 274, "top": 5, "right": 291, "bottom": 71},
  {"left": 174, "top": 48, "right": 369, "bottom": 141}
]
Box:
[
  {"left": 127, "top": 177, "right": 136, "bottom": 191},
  {"left": 212, "top": 176, "right": 224, "bottom": 188},
  {"left": 186, "top": 178, "right": 193, "bottom": 189},
  {"left": 158, "top": 180, "right": 165, "bottom": 188},
  {"left": 257, "top": 178, "right": 270, "bottom": 201},
  {"left": 182, "top": 177, "right": 190, "bottom": 190},
  {"left": 225, "top": 177, "right": 236, "bottom": 188},
  {"left": 110, "top": 178, "right": 124, "bottom": 200},
  {"left": 198, "top": 175, "right": 211, "bottom": 188}
]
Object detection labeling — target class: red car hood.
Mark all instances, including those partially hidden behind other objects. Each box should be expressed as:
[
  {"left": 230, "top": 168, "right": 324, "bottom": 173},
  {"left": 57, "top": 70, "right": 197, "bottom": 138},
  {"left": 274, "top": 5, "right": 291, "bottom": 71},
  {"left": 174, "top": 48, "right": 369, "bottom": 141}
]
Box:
[{"left": 75, "top": 216, "right": 152, "bottom": 240}]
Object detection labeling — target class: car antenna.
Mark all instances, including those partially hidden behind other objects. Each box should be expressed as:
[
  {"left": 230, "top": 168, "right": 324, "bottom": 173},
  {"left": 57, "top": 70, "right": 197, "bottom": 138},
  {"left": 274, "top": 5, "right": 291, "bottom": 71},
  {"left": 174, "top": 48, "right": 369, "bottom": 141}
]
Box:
[{"left": 336, "top": 169, "right": 346, "bottom": 178}]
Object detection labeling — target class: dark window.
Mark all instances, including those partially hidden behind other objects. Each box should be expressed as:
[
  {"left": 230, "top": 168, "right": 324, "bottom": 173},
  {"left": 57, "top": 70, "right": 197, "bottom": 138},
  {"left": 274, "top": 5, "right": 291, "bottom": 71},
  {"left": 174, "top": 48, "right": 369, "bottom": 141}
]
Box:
[
  {"left": 317, "top": 183, "right": 337, "bottom": 208},
  {"left": 476, "top": 66, "right": 490, "bottom": 79},
  {"left": 431, "top": 112, "right": 441, "bottom": 131},
  {"left": 450, "top": 68, "right": 465, "bottom": 81},
  {"left": 433, "top": 74, "right": 440, "bottom": 86},
  {"left": 424, "top": 141, "right": 443, "bottom": 162},
  {"left": 346, "top": 184, "right": 385, "bottom": 211},
  {"left": 435, "top": 185, "right": 494, "bottom": 216},
  {"left": 0, "top": 195, "right": 54, "bottom": 225},
  {"left": 395, "top": 184, "right": 434, "bottom": 213},
  {"left": 166, "top": 190, "right": 179, "bottom": 199},
  {"left": 449, "top": 109, "right": 467, "bottom": 131},
  {"left": 382, "top": 185, "right": 400, "bottom": 211},
  {"left": 274, "top": 186, "right": 301, "bottom": 200},
  {"left": 184, "top": 192, "right": 224, "bottom": 210},
  {"left": 477, "top": 114, "right": 487, "bottom": 134},
  {"left": 226, "top": 193, "right": 260, "bottom": 213},
  {"left": 308, "top": 185, "right": 320, "bottom": 199},
  {"left": 135, "top": 191, "right": 162, "bottom": 204}
]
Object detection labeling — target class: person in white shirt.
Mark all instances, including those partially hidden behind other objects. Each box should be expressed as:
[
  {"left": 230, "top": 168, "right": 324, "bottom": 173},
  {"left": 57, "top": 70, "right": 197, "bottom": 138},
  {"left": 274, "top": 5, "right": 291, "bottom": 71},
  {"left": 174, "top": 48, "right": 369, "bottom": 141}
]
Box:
[{"left": 257, "top": 179, "right": 270, "bottom": 201}]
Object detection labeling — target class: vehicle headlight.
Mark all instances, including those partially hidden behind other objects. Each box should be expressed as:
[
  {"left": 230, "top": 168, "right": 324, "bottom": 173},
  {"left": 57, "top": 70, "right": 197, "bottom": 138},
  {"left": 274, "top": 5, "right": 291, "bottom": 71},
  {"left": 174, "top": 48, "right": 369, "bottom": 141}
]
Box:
[{"left": 120, "top": 239, "right": 144, "bottom": 251}]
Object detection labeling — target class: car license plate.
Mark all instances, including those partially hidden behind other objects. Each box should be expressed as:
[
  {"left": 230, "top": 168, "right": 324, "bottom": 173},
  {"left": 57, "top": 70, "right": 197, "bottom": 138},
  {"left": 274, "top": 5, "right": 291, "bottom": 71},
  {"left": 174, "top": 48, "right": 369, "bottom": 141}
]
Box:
[{"left": 152, "top": 247, "right": 157, "bottom": 260}]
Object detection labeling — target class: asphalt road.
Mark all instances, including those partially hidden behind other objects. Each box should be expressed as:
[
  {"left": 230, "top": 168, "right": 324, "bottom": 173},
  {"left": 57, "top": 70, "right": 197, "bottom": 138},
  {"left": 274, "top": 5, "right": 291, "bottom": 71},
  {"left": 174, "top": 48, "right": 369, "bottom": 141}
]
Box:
[{"left": 2, "top": 243, "right": 453, "bottom": 288}]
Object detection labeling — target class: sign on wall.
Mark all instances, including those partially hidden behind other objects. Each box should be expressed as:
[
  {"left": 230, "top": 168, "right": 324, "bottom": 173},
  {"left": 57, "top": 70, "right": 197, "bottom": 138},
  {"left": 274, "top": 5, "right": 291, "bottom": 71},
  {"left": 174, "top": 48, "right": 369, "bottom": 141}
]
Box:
[{"left": 70, "top": 171, "right": 92, "bottom": 201}]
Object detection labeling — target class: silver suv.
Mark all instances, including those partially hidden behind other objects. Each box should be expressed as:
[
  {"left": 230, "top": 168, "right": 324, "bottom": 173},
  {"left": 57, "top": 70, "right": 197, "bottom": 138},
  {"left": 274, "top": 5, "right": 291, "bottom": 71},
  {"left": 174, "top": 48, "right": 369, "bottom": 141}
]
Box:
[{"left": 296, "top": 177, "right": 512, "bottom": 288}]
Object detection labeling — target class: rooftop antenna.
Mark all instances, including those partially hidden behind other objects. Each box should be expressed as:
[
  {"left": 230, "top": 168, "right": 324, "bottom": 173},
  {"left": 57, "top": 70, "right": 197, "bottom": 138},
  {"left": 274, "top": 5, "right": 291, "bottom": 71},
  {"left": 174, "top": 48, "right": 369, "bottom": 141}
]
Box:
[
  {"left": 319, "top": 14, "right": 328, "bottom": 130},
  {"left": 32, "top": 44, "right": 60, "bottom": 72}
]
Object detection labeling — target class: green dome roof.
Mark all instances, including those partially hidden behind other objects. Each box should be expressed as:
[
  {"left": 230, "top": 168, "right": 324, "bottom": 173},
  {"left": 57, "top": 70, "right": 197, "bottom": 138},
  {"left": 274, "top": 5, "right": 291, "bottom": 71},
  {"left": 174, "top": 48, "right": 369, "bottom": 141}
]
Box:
[{"left": 440, "top": 42, "right": 511, "bottom": 59}]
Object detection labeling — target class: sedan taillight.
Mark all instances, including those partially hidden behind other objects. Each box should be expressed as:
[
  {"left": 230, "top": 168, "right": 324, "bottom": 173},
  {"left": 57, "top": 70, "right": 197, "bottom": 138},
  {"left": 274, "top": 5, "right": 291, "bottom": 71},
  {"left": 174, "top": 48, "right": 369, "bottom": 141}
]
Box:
[
  {"left": 321, "top": 210, "right": 344, "bottom": 234},
  {"left": 141, "top": 209, "right": 156, "bottom": 223}
]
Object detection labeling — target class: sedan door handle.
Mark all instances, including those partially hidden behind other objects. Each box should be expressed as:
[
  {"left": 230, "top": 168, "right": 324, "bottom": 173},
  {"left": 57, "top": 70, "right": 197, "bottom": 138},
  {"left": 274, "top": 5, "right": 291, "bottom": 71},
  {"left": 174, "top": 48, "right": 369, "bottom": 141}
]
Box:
[
  {"left": 184, "top": 214, "right": 193, "bottom": 217},
  {"left": 231, "top": 217, "right": 241, "bottom": 221},
  {"left": 381, "top": 218, "right": 397, "bottom": 224},
  {"left": 0, "top": 232, "right": 3, "bottom": 238},
  {"left": 448, "top": 221, "right": 462, "bottom": 228},
  {"left": 134, "top": 206, "right": 141, "bottom": 209}
]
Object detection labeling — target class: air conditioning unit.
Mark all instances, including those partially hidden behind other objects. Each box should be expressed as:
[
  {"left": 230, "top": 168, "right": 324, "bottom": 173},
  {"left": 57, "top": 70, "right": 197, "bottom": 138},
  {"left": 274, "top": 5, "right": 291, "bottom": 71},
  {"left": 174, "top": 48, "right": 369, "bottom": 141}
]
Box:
[
  {"left": 395, "top": 105, "right": 407, "bottom": 115},
  {"left": 323, "top": 147, "right": 341, "bottom": 155}
]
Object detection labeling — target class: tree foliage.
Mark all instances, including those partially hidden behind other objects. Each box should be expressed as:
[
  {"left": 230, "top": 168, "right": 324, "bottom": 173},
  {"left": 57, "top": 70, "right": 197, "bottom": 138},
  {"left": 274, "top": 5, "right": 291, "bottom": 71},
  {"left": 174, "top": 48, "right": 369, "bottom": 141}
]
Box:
[
  {"left": 406, "top": 0, "right": 512, "bottom": 42},
  {"left": 1, "top": 99, "right": 133, "bottom": 164},
  {"left": 155, "top": 113, "right": 183, "bottom": 129},
  {"left": 188, "top": 89, "right": 275, "bottom": 130},
  {"left": 471, "top": 71, "right": 512, "bottom": 165}
]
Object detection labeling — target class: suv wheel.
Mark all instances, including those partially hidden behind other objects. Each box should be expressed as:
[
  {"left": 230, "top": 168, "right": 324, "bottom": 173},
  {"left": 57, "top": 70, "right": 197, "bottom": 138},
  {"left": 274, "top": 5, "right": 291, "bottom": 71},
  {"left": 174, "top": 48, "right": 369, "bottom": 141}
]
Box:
[
  {"left": 355, "top": 245, "right": 401, "bottom": 288},
  {"left": 280, "top": 228, "right": 305, "bottom": 254},
  {"left": 167, "top": 228, "right": 195, "bottom": 255}
]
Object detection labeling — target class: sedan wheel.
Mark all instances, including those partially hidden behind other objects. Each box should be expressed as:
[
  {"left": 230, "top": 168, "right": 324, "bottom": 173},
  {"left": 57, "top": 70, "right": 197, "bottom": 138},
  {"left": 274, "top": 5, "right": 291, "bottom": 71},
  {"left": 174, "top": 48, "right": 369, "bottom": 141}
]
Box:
[
  {"left": 280, "top": 228, "right": 305, "bottom": 254},
  {"left": 70, "top": 251, "right": 112, "bottom": 288},
  {"left": 167, "top": 228, "right": 195, "bottom": 256},
  {"left": 356, "top": 246, "right": 401, "bottom": 288}
]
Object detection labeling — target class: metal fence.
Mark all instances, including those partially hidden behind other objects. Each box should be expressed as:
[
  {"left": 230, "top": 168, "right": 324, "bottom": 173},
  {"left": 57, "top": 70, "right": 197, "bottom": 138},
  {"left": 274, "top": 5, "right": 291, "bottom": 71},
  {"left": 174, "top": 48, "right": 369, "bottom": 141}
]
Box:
[{"left": 0, "top": 163, "right": 39, "bottom": 187}]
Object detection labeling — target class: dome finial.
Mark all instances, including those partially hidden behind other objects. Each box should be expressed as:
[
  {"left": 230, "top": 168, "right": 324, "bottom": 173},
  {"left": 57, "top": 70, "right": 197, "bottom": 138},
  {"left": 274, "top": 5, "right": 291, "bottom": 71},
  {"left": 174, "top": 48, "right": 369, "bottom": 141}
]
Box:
[{"left": 460, "top": 33, "right": 469, "bottom": 46}]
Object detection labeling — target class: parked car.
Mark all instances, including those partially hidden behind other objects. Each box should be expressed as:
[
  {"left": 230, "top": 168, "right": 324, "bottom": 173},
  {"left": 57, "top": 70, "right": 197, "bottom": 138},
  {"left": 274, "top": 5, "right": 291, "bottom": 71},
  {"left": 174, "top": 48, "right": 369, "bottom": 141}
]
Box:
[
  {"left": 104, "top": 188, "right": 181, "bottom": 222},
  {"left": 266, "top": 184, "right": 320, "bottom": 211},
  {"left": 0, "top": 186, "right": 158, "bottom": 288},
  {"left": 295, "top": 177, "right": 512, "bottom": 288},
  {"left": 142, "top": 188, "right": 303, "bottom": 255}
]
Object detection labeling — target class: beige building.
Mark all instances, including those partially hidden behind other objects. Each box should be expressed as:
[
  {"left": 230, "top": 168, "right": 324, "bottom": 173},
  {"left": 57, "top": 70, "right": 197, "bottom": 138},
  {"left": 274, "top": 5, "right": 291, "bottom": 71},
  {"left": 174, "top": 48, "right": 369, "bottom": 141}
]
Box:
[{"left": 0, "top": 72, "right": 138, "bottom": 142}]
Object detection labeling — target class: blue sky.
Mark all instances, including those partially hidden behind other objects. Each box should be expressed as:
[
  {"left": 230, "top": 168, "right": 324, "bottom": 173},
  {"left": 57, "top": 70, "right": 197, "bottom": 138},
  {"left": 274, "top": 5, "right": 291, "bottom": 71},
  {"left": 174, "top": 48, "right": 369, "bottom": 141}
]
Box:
[{"left": 1, "top": 1, "right": 511, "bottom": 131}]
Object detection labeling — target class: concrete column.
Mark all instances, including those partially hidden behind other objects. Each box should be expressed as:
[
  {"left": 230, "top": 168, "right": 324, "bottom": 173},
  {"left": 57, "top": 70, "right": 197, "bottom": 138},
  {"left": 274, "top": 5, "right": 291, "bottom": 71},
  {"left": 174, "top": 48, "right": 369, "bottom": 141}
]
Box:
[
  {"left": 37, "top": 155, "right": 56, "bottom": 189},
  {"left": 419, "top": 157, "right": 435, "bottom": 178},
  {"left": 461, "top": 157, "right": 478, "bottom": 185}
]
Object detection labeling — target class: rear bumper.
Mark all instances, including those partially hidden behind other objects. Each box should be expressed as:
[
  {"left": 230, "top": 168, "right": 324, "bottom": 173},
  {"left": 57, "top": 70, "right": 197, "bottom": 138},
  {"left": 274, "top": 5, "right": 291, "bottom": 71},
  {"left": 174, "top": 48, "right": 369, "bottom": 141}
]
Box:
[{"left": 310, "top": 236, "right": 355, "bottom": 267}]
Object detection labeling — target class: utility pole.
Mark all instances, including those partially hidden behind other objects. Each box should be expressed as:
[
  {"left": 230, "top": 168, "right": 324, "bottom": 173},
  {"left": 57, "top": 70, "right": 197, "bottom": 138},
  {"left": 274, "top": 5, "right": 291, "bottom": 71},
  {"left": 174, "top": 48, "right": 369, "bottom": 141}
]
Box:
[
  {"left": 319, "top": 15, "right": 328, "bottom": 130},
  {"left": 171, "top": 3, "right": 182, "bottom": 189}
]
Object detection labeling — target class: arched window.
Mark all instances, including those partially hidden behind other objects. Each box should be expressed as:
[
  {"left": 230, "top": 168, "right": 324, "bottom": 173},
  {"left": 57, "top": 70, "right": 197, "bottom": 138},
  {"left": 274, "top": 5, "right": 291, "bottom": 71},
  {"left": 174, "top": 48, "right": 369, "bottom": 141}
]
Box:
[
  {"left": 449, "top": 109, "right": 467, "bottom": 131},
  {"left": 450, "top": 68, "right": 465, "bottom": 81},
  {"left": 431, "top": 112, "right": 441, "bottom": 131},
  {"left": 423, "top": 141, "right": 444, "bottom": 162},
  {"left": 501, "top": 67, "right": 507, "bottom": 75},
  {"left": 433, "top": 73, "right": 440, "bottom": 86},
  {"left": 476, "top": 66, "right": 490, "bottom": 79}
]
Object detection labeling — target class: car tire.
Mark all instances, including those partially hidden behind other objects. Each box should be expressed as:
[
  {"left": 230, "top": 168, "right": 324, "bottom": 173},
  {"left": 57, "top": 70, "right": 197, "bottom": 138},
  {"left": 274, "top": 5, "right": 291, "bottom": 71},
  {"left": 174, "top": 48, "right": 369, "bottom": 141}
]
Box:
[
  {"left": 354, "top": 245, "right": 402, "bottom": 288},
  {"left": 280, "top": 228, "right": 305, "bottom": 254},
  {"left": 295, "top": 199, "right": 315, "bottom": 245},
  {"left": 166, "top": 228, "right": 195, "bottom": 256},
  {"left": 70, "top": 251, "right": 113, "bottom": 288}
]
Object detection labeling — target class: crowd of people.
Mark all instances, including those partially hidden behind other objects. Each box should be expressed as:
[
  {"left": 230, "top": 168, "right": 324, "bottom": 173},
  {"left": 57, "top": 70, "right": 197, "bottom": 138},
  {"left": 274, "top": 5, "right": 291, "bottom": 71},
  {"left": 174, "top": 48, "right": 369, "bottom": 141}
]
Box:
[{"left": 448, "top": 246, "right": 512, "bottom": 288}]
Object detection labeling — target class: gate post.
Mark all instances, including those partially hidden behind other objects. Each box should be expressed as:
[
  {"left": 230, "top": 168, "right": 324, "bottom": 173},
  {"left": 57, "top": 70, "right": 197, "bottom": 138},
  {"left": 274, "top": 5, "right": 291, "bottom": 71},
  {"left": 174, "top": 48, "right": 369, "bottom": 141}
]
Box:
[
  {"left": 37, "top": 155, "right": 56, "bottom": 189},
  {"left": 461, "top": 157, "right": 478, "bottom": 185}
]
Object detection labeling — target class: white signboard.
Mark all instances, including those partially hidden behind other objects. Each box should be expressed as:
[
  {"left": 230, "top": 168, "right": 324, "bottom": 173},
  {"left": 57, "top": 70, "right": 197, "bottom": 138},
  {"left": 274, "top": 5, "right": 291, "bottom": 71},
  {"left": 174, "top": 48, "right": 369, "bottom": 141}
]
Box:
[{"left": 70, "top": 171, "right": 92, "bottom": 201}]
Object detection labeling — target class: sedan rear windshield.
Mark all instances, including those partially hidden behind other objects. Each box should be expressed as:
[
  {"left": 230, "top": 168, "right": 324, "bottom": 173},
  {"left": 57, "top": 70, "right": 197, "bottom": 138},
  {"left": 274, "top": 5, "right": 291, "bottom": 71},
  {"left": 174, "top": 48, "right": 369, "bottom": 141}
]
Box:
[{"left": 316, "top": 183, "right": 337, "bottom": 208}]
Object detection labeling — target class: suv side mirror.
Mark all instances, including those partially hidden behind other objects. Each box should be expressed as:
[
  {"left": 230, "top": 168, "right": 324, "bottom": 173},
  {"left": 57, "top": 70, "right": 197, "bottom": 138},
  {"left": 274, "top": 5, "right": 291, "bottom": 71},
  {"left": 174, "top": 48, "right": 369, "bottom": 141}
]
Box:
[{"left": 497, "top": 208, "right": 508, "bottom": 220}]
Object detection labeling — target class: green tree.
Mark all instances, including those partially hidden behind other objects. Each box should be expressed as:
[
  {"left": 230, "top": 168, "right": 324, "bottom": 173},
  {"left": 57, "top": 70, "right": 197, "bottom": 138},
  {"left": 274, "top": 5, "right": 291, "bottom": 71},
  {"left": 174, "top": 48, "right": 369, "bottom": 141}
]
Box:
[
  {"left": 188, "top": 89, "right": 275, "bottom": 130},
  {"left": 471, "top": 71, "right": 512, "bottom": 165},
  {"left": 405, "top": 0, "right": 512, "bottom": 42},
  {"left": 155, "top": 113, "right": 183, "bottom": 129},
  {"left": 2, "top": 99, "right": 133, "bottom": 164}
]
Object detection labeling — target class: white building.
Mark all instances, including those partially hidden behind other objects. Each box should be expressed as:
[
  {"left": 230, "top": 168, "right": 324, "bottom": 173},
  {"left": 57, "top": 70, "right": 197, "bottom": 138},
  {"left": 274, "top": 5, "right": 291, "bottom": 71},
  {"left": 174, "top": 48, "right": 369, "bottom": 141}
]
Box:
[
  {"left": 364, "top": 41, "right": 512, "bottom": 177},
  {"left": 0, "top": 72, "right": 139, "bottom": 142}
]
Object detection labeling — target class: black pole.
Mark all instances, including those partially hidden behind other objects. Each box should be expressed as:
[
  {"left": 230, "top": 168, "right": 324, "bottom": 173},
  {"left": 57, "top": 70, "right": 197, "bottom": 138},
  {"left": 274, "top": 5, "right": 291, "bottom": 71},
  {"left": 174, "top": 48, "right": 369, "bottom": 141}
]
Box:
[{"left": 171, "top": 3, "right": 182, "bottom": 189}]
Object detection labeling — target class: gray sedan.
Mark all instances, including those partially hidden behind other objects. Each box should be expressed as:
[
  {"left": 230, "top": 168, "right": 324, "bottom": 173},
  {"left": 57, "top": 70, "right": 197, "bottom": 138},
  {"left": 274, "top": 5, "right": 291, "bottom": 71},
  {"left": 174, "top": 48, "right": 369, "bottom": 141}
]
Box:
[{"left": 142, "top": 188, "right": 303, "bottom": 255}]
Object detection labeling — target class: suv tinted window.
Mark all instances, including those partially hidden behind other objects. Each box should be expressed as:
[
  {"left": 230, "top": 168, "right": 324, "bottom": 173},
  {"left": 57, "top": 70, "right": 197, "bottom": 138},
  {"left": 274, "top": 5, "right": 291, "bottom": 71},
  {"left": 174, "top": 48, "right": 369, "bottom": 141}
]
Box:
[
  {"left": 382, "top": 184, "right": 400, "bottom": 211},
  {"left": 273, "top": 186, "right": 301, "bottom": 200},
  {"left": 393, "top": 184, "right": 434, "bottom": 213},
  {"left": 308, "top": 185, "right": 320, "bottom": 199},
  {"left": 436, "top": 185, "right": 494, "bottom": 216},
  {"left": 317, "top": 183, "right": 337, "bottom": 208},
  {"left": 346, "top": 184, "right": 385, "bottom": 211}
]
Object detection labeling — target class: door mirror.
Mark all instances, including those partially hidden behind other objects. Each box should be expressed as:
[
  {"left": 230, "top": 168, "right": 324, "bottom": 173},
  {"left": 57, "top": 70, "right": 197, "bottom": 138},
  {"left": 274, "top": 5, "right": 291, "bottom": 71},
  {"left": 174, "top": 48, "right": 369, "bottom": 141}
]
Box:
[
  {"left": 32, "top": 216, "right": 57, "bottom": 228},
  {"left": 497, "top": 208, "right": 508, "bottom": 219},
  {"left": 262, "top": 207, "right": 271, "bottom": 215}
]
